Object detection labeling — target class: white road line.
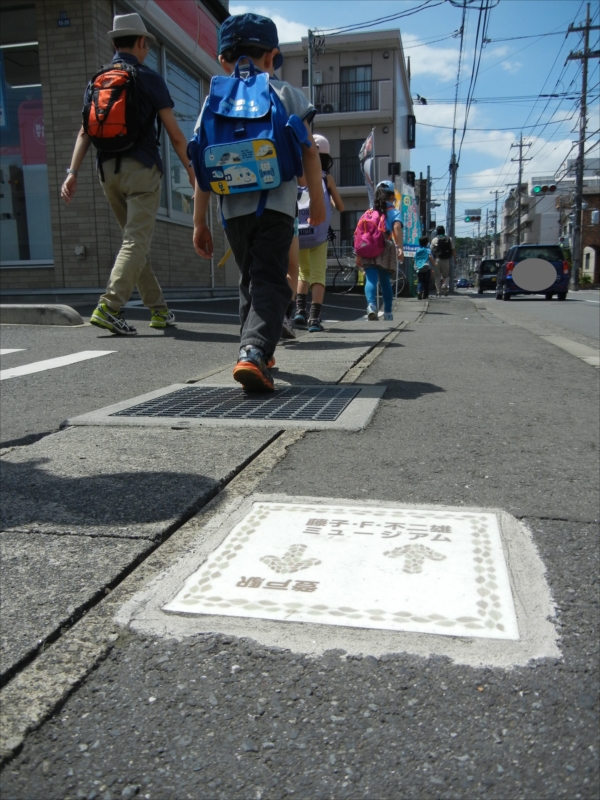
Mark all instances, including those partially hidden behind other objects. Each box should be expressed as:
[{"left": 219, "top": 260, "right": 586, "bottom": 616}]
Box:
[
  {"left": 322, "top": 303, "right": 365, "bottom": 311},
  {"left": 584, "top": 300, "right": 600, "bottom": 304},
  {"left": 156, "top": 309, "right": 240, "bottom": 319},
  {"left": 125, "top": 297, "right": 237, "bottom": 306},
  {"left": 0, "top": 349, "right": 25, "bottom": 355},
  {"left": 0, "top": 351, "right": 115, "bottom": 380}
]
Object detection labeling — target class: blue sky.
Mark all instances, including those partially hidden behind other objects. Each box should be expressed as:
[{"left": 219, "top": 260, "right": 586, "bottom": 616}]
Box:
[{"left": 230, "top": 0, "right": 600, "bottom": 236}]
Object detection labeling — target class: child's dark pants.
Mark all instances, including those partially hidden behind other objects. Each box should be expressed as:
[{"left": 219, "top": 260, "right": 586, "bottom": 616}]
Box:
[
  {"left": 226, "top": 210, "right": 294, "bottom": 357},
  {"left": 417, "top": 269, "right": 431, "bottom": 299}
]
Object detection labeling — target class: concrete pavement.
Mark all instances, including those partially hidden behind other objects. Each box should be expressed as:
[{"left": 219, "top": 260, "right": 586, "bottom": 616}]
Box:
[{"left": 0, "top": 295, "right": 598, "bottom": 799}]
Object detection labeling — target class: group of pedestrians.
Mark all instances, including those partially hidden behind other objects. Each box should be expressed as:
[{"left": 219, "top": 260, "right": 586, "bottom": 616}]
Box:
[
  {"left": 414, "top": 226, "right": 457, "bottom": 299},
  {"left": 60, "top": 11, "right": 451, "bottom": 395}
]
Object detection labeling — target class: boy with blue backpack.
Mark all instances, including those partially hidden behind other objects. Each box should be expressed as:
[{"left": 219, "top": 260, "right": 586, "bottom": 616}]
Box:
[{"left": 190, "top": 13, "right": 325, "bottom": 392}]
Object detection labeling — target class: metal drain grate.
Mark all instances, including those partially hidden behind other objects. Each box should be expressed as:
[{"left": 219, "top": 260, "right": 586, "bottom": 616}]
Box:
[{"left": 111, "top": 385, "right": 360, "bottom": 422}]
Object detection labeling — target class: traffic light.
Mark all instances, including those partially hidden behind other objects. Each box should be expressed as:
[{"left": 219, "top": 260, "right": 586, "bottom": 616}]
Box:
[
  {"left": 532, "top": 184, "right": 556, "bottom": 195},
  {"left": 465, "top": 215, "right": 481, "bottom": 222}
]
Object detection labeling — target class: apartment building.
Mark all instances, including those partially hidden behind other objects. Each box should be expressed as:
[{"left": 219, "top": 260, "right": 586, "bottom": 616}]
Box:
[
  {"left": 278, "top": 29, "right": 415, "bottom": 252},
  {"left": 0, "top": 0, "right": 234, "bottom": 301},
  {"left": 501, "top": 158, "right": 600, "bottom": 258}
]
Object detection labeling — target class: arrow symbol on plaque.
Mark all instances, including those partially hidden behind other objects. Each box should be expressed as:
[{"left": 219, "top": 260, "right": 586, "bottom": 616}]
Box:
[
  {"left": 384, "top": 543, "right": 446, "bottom": 574},
  {"left": 260, "top": 544, "right": 321, "bottom": 574}
]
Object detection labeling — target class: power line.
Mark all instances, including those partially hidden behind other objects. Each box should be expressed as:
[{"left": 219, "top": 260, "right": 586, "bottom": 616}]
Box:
[
  {"left": 315, "top": 0, "right": 445, "bottom": 35},
  {"left": 484, "top": 31, "right": 569, "bottom": 43},
  {"left": 418, "top": 118, "right": 576, "bottom": 131}
]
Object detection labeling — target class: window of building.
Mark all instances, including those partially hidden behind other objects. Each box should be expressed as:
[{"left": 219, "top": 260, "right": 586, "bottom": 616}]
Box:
[
  {"left": 340, "top": 65, "right": 372, "bottom": 112},
  {"left": 0, "top": 3, "right": 53, "bottom": 266},
  {"left": 115, "top": 4, "right": 205, "bottom": 226},
  {"left": 339, "top": 139, "right": 364, "bottom": 187},
  {"left": 302, "top": 69, "right": 308, "bottom": 87},
  {"left": 165, "top": 53, "right": 201, "bottom": 221}
]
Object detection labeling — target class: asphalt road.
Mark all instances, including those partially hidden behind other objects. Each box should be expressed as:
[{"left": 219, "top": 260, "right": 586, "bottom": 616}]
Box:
[
  {"left": 1, "top": 296, "right": 598, "bottom": 800},
  {"left": 0, "top": 295, "right": 367, "bottom": 448},
  {"left": 461, "top": 289, "right": 600, "bottom": 341}
]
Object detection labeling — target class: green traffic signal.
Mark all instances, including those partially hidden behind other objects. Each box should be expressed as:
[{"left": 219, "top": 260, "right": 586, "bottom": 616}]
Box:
[
  {"left": 465, "top": 216, "right": 471, "bottom": 222},
  {"left": 533, "top": 185, "right": 542, "bottom": 194}
]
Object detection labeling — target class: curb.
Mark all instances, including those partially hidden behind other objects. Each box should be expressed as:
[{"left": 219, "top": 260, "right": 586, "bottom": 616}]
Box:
[{"left": 0, "top": 304, "right": 84, "bottom": 327}]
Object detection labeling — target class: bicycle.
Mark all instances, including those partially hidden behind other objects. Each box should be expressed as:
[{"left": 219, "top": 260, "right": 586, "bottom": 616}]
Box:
[
  {"left": 392, "top": 265, "right": 407, "bottom": 297},
  {"left": 332, "top": 255, "right": 361, "bottom": 294}
]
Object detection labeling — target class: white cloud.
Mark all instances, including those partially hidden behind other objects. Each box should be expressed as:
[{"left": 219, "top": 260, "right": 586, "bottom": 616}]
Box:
[
  {"left": 229, "top": 5, "right": 307, "bottom": 43},
  {"left": 500, "top": 60, "right": 523, "bottom": 74},
  {"left": 402, "top": 33, "right": 460, "bottom": 82}
]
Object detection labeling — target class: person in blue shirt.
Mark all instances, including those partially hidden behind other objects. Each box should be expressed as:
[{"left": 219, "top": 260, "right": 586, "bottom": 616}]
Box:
[
  {"left": 414, "top": 235, "right": 435, "bottom": 300},
  {"left": 356, "top": 180, "right": 404, "bottom": 321}
]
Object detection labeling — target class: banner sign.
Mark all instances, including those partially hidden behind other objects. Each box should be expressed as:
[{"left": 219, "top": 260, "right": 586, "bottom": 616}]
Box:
[
  {"left": 400, "top": 182, "right": 422, "bottom": 253},
  {"left": 358, "top": 131, "right": 375, "bottom": 208}
]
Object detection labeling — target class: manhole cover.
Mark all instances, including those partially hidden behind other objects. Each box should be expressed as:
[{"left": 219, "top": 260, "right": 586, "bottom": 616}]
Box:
[{"left": 110, "top": 386, "right": 360, "bottom": 422}]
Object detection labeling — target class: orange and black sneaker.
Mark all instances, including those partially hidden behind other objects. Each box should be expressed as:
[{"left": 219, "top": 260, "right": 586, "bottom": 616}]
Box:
[{"left": 233, "top": 346, "right": 275, "bottom": 392}]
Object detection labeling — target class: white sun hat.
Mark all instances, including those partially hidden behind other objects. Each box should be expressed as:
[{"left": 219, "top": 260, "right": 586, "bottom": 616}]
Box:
[
  {"left": 108, "top": 13, "right": 156, "bottom": 43},
  {"left": 312, "top": 134, "right": 330, "bottom": 154}
]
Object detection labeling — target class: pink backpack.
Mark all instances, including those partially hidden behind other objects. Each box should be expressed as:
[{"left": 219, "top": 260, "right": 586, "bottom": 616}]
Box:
[{"left": 353, "top": 209, "right": 387, "bottom": 259}]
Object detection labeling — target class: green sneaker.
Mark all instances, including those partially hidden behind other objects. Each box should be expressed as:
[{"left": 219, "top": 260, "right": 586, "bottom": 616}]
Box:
[
  {"left": 150, "top": 308, "right": 176, "bottom": 329},
  {"left": 90, "top": 303, "right": 137, "bottom": 335}
]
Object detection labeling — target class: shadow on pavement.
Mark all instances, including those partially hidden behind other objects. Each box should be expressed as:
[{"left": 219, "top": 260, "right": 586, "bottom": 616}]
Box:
[
  {"left": 376, "top": 378, "right": 445, "bottom": 400},
  {"left": 0, "top": 458, "right": 219, "bottom": 531}
]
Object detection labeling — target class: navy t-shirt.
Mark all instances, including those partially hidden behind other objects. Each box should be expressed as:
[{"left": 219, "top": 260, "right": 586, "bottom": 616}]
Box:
[{"left": 96, "top": 52, "right": 174, "bottom": 173}]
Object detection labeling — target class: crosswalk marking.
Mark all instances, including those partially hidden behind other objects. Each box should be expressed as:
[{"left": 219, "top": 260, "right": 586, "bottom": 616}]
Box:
[
  {"left": 0, "top": 350, "right": 115, "bottom": 381},
  {"left": 0, "top": 349, "right": 26, "bottom": 356}
]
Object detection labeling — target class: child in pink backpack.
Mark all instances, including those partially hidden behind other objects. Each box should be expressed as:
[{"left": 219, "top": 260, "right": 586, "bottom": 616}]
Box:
[{"left": 356, "top": 180, "right": 403, "bottom": 321}]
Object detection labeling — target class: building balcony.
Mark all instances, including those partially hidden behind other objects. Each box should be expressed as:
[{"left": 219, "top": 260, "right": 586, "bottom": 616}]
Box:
[{"left": 306, "top": 80, "right": 393, "bottom": 125}]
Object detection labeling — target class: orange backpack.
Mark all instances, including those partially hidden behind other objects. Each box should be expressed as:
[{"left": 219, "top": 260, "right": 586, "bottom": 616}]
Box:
[{"left": 82, "top": 61, "right": 141, "bottom": 153}]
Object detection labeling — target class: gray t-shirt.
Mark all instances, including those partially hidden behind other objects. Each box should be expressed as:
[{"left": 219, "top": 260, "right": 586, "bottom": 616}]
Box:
[{"left": 195, "top": 79, "right": 314, "bottom": 220}]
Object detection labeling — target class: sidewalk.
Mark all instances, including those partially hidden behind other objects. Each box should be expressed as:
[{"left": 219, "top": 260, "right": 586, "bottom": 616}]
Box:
[{"left": 1, "top": 296, "right": 598, "bottom": 799}]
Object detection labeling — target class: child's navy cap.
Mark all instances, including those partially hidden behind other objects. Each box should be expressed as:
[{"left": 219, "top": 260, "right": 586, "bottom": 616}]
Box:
[{"left": 219, "top": 14, "right": 284, "bottom": 70}]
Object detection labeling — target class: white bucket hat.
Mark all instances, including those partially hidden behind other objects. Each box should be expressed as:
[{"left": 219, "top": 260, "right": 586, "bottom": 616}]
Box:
[
  {"left": 108, "top": 13, "right": 156, "bottom": 43},
  {"left": 312, "top": 134, "right": 330, "bottom": 154}
]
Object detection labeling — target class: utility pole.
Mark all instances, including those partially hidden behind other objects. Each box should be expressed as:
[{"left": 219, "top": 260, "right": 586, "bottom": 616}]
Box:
[
  {"left": 490, "top": 189, "right": 500, "bottom": 258},
  {"left": 485, "top": 209, "right": 489, "bottom": 256},
  {"left": 510, "top": 133, "right": 532, "bottom": 246},
  {"left": 307, "top": 30, "right": 314, "bottom": 109},
  {"left": 426, "top": 165, "right": 431, "bottom": 236},
  {"left": 566, "top": 3, "right": 600, "bottom": 291},
  {"left": 449, "top": 152, "right": 457, "bottom": 291}
]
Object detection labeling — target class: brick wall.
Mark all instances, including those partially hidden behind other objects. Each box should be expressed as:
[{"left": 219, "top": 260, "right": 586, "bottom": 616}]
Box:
[{"left": 1, "top": 0, "right": 232, "bottom": 294}]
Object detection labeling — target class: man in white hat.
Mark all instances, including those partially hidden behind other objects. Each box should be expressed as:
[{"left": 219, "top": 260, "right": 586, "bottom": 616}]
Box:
[{"left": 61, "top": 13, "right": 195, "bottom": 335}]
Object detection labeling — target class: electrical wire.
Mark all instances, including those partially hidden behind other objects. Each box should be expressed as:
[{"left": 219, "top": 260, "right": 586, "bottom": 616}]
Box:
[
  {"left": 484, "top": 31, "right": 569, "bottom": 43},
  {"left": 457, "top": 0, "right": 491, "bottom": 161},
  {"left": 315, "top": 0, "right": 446, "bottom": 36},
  {"left": 418, "top": 117, "right": 576, "bottom": 131}
]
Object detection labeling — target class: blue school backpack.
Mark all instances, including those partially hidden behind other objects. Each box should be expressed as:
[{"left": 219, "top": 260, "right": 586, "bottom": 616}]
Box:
[
  {"left": 188, "top": 58, "right": 309, "bottom": 215},
  {"left": 297, "top": 173, "right": 332, "bottom": 249}
]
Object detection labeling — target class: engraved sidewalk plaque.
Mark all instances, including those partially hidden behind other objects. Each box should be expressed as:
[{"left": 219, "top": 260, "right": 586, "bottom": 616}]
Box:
[{"left": 164, "top": 502, "right": 519, "bottom": 640}]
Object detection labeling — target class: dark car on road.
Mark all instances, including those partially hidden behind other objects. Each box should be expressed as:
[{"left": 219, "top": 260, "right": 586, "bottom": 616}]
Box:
[
  {"left": 496, "top": 244, "right": 570, "bottom": 301},
  {"left": 477, "top": 259, "right": 501, "bottom": 293},
  {"left": 455, "top": 278, "right": 469, "bottom": 289}
]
